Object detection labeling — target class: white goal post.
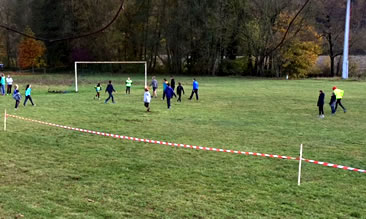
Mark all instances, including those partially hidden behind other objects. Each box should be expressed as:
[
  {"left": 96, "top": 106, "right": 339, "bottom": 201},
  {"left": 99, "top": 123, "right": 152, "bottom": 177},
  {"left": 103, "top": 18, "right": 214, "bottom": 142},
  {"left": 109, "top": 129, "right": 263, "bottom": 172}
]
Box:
[{"left": 74, "top": 61, "right": 148, "bottom": 92}]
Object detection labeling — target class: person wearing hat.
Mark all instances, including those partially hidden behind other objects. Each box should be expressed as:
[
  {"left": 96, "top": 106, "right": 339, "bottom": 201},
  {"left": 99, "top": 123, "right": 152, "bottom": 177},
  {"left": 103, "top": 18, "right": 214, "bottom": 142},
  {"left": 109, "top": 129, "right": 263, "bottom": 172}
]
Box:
[
  {"left": 317, "top": 90, "right": 325, "bottom": 118},
  {"left": 332, "top": 86, "right": 346, "bottom": 113}
]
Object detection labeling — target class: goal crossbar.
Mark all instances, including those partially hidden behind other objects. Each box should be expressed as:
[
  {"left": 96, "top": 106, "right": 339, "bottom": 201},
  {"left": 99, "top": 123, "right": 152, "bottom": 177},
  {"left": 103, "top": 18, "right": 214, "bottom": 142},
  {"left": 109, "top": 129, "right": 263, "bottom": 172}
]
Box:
[{"left": 74, "top": 61, "right": 147, "bottom": 92}]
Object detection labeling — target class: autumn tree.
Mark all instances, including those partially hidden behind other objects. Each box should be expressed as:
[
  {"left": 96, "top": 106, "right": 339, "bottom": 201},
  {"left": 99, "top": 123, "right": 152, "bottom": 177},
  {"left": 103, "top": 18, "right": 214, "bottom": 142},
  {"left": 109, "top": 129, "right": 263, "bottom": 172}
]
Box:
[{"left": 17, "top": 27, "right": 46, "bottom": 72}]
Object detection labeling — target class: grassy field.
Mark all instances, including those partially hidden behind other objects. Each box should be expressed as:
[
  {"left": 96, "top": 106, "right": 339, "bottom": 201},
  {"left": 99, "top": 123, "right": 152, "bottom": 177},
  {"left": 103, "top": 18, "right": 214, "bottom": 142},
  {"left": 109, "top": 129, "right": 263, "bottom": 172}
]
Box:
[{"left": 0, "top": 73, "right": 365, "bottom": 218}]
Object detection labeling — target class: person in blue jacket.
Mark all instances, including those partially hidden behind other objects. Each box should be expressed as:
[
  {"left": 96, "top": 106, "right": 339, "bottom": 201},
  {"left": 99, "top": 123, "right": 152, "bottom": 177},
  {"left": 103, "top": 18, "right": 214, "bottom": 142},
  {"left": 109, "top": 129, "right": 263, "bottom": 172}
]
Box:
[
  {"left": 24, "top": 84, "right": 35, "bottom": 106},
  {"left": 13, "top": 84, "right": 21, "bottom": 109},
  {"left": 105, "top": 80, "right": 116, "bottom": 104},
  {"left": 165, "top": 83, "right": 176, "bottom": 109},
  {"left": 189, "top": 78, "right": 199, "bottom": 100}
]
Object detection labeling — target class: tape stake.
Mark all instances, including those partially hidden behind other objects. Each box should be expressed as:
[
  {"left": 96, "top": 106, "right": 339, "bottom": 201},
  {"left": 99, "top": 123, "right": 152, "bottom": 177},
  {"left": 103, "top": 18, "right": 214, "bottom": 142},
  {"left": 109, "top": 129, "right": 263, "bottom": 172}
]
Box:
[
  {"left": 3, "top": 109, "right": 6, "bottom": 131},
  {"left": 298, "top": 144, "right": 303, "bottom": 186}
]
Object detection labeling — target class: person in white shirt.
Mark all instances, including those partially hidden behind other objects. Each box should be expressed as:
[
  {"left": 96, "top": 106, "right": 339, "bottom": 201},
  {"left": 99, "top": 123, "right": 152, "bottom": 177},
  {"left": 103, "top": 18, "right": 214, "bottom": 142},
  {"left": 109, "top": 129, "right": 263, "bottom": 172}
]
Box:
[
  {"left": 6, "top": 75, "right": 13, "bottom": 95},
  {"left": 144, "top": 87, "right": 151, "bottom": 112}
]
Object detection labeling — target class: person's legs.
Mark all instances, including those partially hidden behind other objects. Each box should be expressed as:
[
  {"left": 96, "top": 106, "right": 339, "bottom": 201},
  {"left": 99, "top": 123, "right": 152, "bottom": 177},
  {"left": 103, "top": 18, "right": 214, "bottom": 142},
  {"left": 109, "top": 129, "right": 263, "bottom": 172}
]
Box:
[
  {"left": 195, "top": 89, "right": 199, "bottom": 100},
  {"left": 338, "top": 99, "right": 346, "bottom": 112},
  {"left": 163, "top": 90, "right": 166, "bottom": 100},
  {"left": 1, "top": 85, "right": 4, "bottom": 95},
  {"left": 167, "top": 98, "right": 171, "bottom": 108},
  {"left": 15, "top": 100, "right": 19, "bottom": 109},
  {"left": 7, "top": 85, "right": 11, "bottom": 94},
  {"left": 330, "top": 103, "right": 336, "bottom": 114},
  {"left": 189, "top": 90, "right": 194, "bottom": 99},
  {"left": 177, "top": 94, "right": 181, "bottom": 102},
  {"left": 24, "top": 96, "right": 29, "bottom": 106},
  {"left": 111, "top": 93, "right": 115, "bottom": 103},
  {"left": 29, "top": 96, "right": 34, "bottom": 105},
  {"left": 319, "top": 105, "right": 324, "bottom": 117},
  {"left": 105, "top": 93, "right": 111, "bottom": 103}
]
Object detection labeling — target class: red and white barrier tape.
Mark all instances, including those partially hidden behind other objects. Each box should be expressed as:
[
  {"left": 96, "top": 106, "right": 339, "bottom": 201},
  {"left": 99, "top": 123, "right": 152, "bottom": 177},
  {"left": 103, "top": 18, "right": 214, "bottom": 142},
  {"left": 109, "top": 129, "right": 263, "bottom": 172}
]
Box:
[{"left": 6, "top": 114, "right": 366, "bottom": 174}]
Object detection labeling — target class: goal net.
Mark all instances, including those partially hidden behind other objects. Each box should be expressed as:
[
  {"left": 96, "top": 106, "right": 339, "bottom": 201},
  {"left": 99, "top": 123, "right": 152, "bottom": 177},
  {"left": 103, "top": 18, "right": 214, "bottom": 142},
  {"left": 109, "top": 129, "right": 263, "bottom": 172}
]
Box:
[{"left": 74, "top": 61, "right": 147, "bottom": 92}]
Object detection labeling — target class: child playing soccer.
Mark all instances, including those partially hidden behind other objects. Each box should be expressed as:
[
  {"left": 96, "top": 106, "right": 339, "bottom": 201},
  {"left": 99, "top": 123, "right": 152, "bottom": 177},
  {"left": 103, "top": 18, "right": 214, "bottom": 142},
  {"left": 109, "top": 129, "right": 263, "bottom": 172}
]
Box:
[
  {"left": 176, "top": 82, "right": 185, "bottom": 102},
  {"left": 317, "top": 90, "right": 324, "bottom": 118},
  {"left": 165, "top": 83, "right": 176, "bottom": 109},
  {"left": 144, "top": 87, "right": 151, "bottom": 112},
  {"left": 150, "top": 76, "right": 158, "bottom": 98},
  {"left": 13, "top": 84, "right": 21, "bottom": 109},
  {"left": 329, "top": 92, "right": 336, "bottom": 115},
  {"left": 105, "top": 80, "right": 116, "bottom": 104},
  {"left": 24, "top": 84, "right": 35, "bottom": 106},
  {"left": 94, "top": 83, "right": 102, "bottom": 100},
  {"left": 125, "top": 77, "right": 132, "bottom": 94}
]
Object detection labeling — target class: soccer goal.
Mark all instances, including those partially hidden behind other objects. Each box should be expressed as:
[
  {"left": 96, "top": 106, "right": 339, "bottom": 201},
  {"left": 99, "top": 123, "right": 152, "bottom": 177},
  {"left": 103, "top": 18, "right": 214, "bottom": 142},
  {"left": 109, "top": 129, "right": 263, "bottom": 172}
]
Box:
[{"left": 74, "top": 61, "right": 148, "bottom": 92}]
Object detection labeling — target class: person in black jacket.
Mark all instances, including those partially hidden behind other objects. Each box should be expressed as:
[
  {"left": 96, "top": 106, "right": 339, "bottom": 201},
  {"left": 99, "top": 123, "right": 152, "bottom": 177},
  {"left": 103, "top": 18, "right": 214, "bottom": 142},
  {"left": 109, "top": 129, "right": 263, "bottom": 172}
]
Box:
[
  {"left": 317, "top": 90, "right": 325, "bottom": 118},
  {"left": 105, "top": 80, "right": 116, "bottom": 104},
  {"left": 176, "top": 82, "right": 184, "bottom": 102},
  {"left": 170, "top": 76, "right": 176, "bottom": 91}
]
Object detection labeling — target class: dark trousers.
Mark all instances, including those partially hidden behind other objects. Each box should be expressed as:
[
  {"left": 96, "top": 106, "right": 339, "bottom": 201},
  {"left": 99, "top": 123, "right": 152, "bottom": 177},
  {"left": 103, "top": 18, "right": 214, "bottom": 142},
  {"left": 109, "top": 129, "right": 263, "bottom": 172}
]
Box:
[
  {"left": 335, "top": 99, "right": 346, "bottom": 112},
  {"left": 24, "top": 95, "right": 34, "bottom": 106},
  {"left": 167, "top": 97, "right": 171, "bottom": 108},
  {"left": 163, "top": 90, "right": 166, "bottom": 100},
  {"left": 177, "top": 93, "right": 182, "bottom": 102},
  {"left": 189, "top": 89, "right": 199, "bottom": 100},
  {"left": 15, "top": 100, "right": 20, "bottom": 109},
  {"left": 7, "top": 85, "right": 12, "bottom": 94},
  {"left": 105, "top": 93, "right": 114, "bottom": 103},
  {"left": 95, "top": 92, "right": 100, "bottom": 98},
  {"left": 318, "top": 105, "right": 324, "bottom": 115},
  {"left": 126, "top": 87, "right": 131, "bottom": 94}
]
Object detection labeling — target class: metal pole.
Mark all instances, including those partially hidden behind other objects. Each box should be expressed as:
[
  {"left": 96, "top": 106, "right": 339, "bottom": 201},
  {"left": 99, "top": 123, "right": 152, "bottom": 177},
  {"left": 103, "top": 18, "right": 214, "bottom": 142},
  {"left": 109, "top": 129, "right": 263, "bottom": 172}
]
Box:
[
  {"left": 145, "top": 62, "right": 147, "bottom": 88},
  {"left": 298, "top": 144, "right": 303, "bottom": 186},
  {"left": 342, "top": 0, "right": 351, "bottom": 79},
  {"left": 4, "top": 109, "right": 6, "bottom": 131},
  {"left": 75, "top": 62, "right": 78, "bottom": 92}
]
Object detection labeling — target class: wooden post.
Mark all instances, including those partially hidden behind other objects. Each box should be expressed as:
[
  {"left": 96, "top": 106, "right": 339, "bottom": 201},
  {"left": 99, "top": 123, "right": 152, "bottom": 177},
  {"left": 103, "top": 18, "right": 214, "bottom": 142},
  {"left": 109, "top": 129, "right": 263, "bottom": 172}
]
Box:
[
  {"left": 3, "top": 109, "right": 6, "bottom": 131},
  {"left": 298, "top": 144, "right": 303, "bottom": 186}
]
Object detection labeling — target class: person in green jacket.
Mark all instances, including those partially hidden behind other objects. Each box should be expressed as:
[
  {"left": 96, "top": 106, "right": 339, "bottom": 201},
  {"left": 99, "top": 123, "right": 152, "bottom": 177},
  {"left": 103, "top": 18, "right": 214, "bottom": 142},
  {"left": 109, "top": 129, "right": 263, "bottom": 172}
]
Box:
[
  {"left": 332, "top": 86, "right": 346, "bottom": 113},
  {"left": 125, "top": 77, "right": 132, "bottom": 94}
]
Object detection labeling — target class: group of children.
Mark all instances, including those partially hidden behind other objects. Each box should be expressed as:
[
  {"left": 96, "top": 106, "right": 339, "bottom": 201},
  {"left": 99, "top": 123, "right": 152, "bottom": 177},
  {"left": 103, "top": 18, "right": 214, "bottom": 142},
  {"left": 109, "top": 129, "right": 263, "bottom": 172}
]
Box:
[
  {"left": 0, "top": 73, "right": 13, "bottom": 96},
  {"left": 0, "top": 73, "right": 35, "bottom": 109},
  {"left": 94, "top": 76, "right": 199, "bottom": 112},
  {"left": 147, "top": 76, "right": 199, "bottom": 111},
  {"left": 317, "top": 86, "right": 346, "bottom": 118}
]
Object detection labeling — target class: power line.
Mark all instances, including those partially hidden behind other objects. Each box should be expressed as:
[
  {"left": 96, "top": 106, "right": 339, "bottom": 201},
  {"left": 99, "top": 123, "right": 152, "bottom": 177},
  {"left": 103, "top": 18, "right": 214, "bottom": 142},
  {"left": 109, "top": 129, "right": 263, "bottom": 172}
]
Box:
[{"left": 0, "top": 0, "right": 125, "bottom": 43}]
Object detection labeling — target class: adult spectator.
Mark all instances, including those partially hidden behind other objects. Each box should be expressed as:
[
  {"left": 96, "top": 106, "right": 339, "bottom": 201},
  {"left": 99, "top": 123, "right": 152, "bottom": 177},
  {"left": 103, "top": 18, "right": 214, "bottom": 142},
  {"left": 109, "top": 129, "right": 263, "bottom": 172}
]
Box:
[
  {"left": 333, "top": 86, "right": 346, "bottom": 113},
  {"left": 6, "top": 75, "right": 13, "bottom": 95},
  {"left": 0, "top": 73, "right": 5, "bottom": 96}
]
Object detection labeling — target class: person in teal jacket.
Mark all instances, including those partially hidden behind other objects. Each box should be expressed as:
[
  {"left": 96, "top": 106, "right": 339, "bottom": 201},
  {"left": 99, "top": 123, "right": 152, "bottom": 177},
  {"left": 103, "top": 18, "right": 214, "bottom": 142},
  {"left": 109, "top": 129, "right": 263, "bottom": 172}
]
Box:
[
  {"left": 24, "top": 84, "right": 35, "bottom": 106},
  {"left": 162, "top": 78, "right": 168, "bottom": 100},
  {"left": 0, "top": 73, "right": 5, "bottom": 96}
]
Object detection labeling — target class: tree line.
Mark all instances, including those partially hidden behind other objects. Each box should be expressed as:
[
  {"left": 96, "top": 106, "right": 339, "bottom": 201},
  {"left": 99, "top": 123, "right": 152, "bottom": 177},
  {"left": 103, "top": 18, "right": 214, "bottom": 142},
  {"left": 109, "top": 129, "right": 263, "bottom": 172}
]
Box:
[{"left": 0, "top": 0, "right": 366, "bottom": 77}]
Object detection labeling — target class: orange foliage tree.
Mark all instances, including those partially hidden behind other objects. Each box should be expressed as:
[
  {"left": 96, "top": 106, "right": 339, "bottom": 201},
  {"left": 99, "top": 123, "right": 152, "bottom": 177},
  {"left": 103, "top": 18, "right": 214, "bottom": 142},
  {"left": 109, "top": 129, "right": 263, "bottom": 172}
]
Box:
[{"left": 17, "top": 27, "right": 46, "bottom": 71}]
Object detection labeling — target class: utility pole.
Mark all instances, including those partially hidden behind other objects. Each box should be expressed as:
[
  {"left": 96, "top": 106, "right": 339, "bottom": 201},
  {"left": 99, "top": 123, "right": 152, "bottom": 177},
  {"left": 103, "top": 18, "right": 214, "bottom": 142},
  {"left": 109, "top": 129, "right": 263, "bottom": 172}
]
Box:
[{"left": 342, "top": 0, "right": 351, "bottom": 79}]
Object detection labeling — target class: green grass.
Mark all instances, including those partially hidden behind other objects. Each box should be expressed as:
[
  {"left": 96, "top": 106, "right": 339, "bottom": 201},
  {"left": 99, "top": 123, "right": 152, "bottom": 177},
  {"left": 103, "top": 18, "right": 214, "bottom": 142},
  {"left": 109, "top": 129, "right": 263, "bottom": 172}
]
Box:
[{"left": 0, "top": 73, "right": 365, "bottom": 218}]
